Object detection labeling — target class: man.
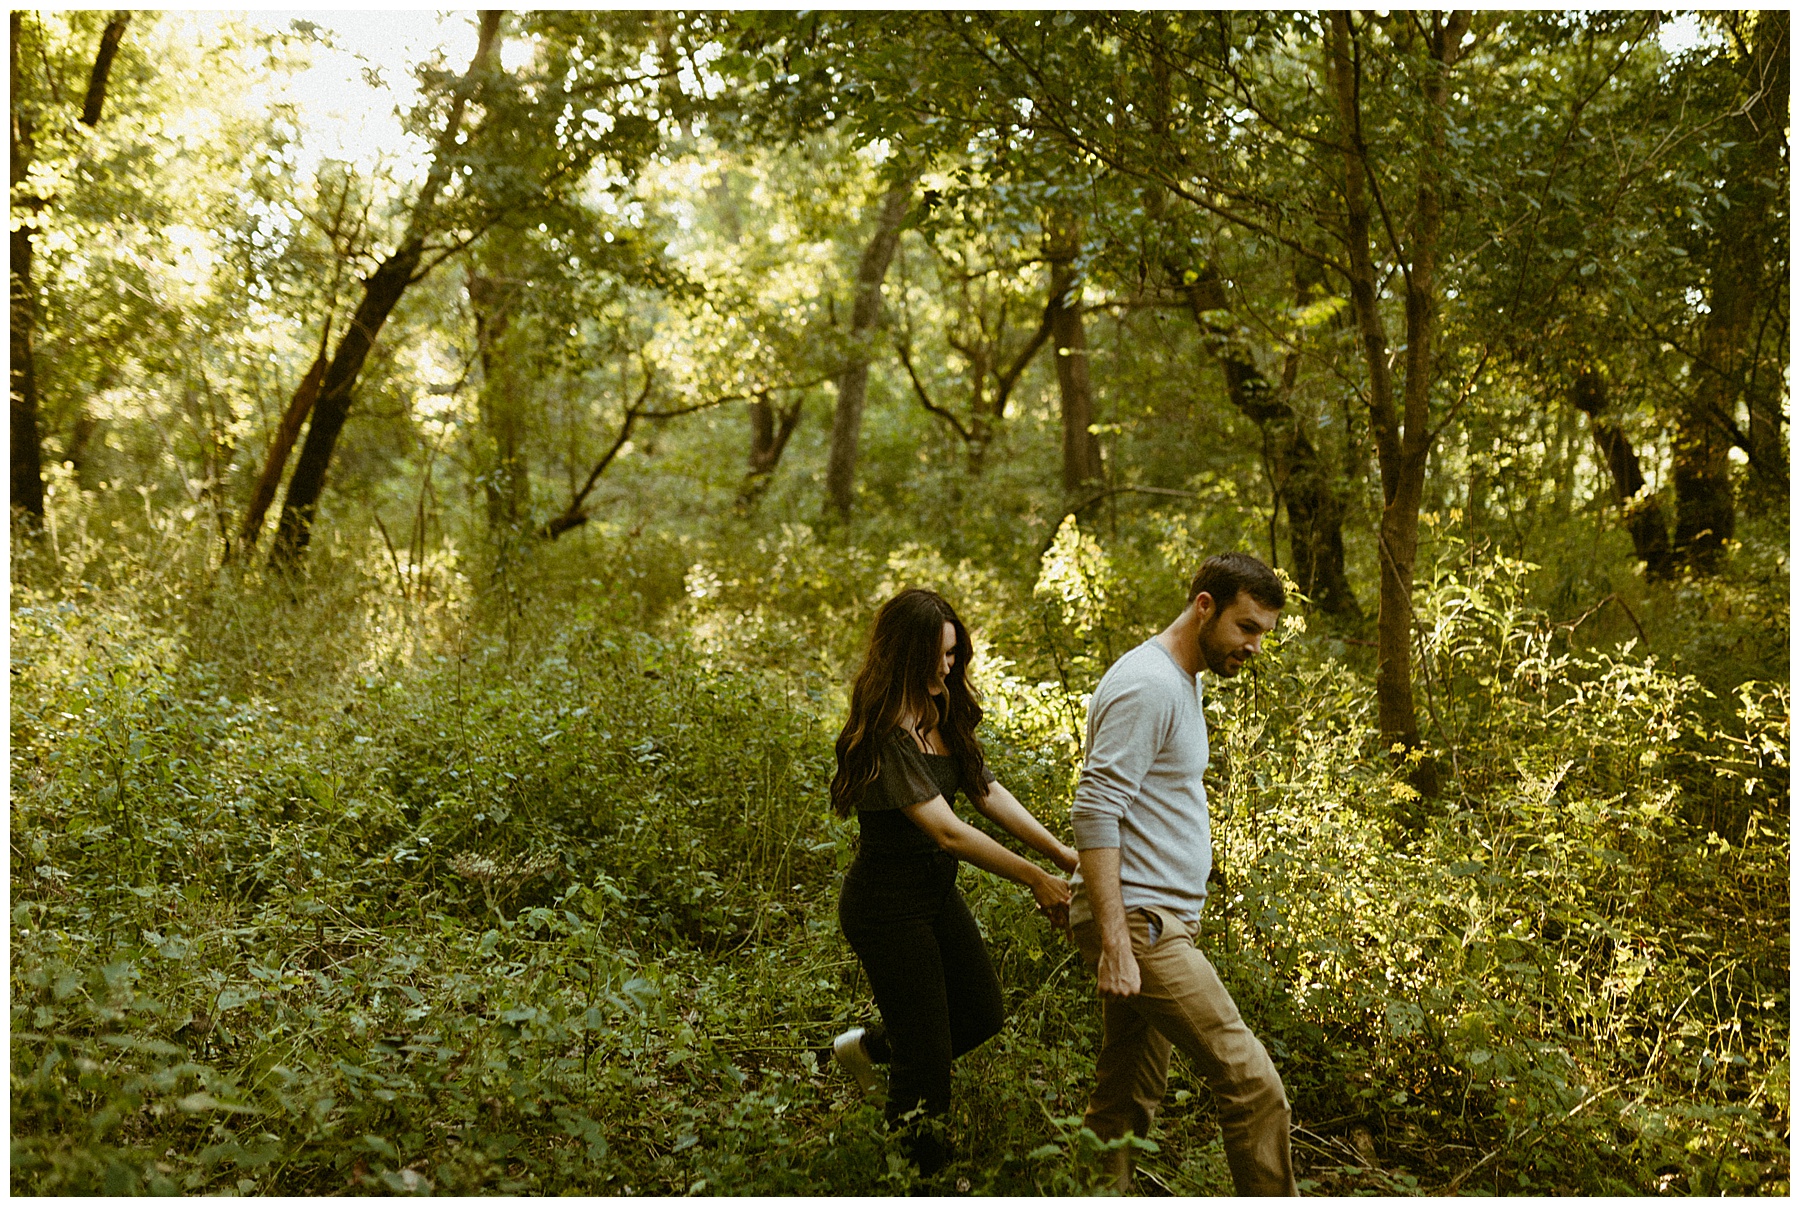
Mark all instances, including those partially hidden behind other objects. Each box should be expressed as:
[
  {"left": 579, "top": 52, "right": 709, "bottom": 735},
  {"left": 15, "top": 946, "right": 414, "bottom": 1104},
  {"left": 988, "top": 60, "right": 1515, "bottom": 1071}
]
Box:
[{"left": 1068, "top": 551, "right": 1296, "bottom": 1195}]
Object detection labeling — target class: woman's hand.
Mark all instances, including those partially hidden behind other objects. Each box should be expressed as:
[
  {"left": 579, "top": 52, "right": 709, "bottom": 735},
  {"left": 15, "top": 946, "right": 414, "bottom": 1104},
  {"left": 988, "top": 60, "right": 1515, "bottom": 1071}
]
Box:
[
  {"left": 1053, "top": 842, "right": 1080, "bottom": 875},
  {"left": 1031, "top": 870, "right": 1073, "bottom": 929}
]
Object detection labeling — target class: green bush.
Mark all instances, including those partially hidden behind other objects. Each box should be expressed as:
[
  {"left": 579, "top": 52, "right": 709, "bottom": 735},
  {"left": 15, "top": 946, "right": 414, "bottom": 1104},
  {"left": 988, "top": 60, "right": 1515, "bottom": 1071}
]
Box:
[{"left": 11, "top": 499, "right": 1788, "bottom": 1194}]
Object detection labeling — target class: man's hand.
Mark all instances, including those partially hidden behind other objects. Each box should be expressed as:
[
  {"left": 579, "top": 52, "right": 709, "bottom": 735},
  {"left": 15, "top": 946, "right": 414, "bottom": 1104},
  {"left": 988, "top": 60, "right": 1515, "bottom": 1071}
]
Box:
[
  {"left": 1078, "top": 847, "right": 1139, "bottom": 995},
  {"left": 1065, "top": 845, "right": 1137, "bottom": 992},
  {"left": 1097, "top": 939, "right": 1141, "bottom": 998}
]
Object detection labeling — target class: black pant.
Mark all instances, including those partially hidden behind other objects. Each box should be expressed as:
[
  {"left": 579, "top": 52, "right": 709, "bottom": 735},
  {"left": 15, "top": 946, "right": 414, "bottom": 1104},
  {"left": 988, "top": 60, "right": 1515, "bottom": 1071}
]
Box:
[{"left": 838, "top": 849, "right": 1005, "bottom": 1167}]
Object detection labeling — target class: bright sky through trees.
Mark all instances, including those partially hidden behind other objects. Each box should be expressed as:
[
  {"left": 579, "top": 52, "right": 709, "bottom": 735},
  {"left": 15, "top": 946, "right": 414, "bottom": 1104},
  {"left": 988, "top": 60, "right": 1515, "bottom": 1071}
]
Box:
[{"left": 218, "top": 10, "right": 480, "bottom": 183}]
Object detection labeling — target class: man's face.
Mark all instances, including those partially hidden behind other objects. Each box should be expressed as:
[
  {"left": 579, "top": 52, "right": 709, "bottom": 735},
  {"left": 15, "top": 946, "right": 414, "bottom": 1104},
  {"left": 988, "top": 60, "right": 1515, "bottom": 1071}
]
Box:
[{"left": 1195, "top": 593, "right": 1281, "bottom": 677}]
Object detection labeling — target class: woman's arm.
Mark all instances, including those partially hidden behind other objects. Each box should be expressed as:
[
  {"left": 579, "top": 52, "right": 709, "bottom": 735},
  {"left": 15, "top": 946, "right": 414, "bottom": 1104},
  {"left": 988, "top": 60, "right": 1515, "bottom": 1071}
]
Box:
[
  {"left": 974, "top": 780, "right": 1080, "bottom": 873},
  {"left": 902, "top": 795, "right": 1072, "bottom": 918}
]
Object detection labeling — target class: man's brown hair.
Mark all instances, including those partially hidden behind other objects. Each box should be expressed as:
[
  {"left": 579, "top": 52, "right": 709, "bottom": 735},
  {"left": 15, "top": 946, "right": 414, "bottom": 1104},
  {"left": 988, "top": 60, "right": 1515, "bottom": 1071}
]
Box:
[{"left": 1187, "top": 552, "right": 1286, "bottom": 611}]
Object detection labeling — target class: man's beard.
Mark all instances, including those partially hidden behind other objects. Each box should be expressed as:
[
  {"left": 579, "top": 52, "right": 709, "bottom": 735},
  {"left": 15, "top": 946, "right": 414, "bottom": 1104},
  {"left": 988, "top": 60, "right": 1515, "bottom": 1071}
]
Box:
[{"left": 1197, "top": 613, "right": 1241, "bottom": 677}]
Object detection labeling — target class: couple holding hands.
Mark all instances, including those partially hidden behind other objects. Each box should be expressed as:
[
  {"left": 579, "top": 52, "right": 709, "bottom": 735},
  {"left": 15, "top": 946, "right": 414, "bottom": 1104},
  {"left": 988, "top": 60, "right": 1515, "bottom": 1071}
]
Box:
[{"left": 827, "top": 551, "right": 1297, "bottom": 1194}]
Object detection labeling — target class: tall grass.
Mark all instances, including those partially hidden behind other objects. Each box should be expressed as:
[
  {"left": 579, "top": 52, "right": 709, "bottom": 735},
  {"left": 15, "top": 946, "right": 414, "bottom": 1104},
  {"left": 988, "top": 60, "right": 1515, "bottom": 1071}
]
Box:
[{"left": 10, "top": 490, "right": 1788, "bottom": 1194}]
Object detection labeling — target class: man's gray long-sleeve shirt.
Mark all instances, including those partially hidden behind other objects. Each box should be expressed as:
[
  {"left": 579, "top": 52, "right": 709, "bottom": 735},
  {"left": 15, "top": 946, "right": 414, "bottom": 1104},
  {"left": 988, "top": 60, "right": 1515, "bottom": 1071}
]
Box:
[{"left": 1068, "top": 638, "right": 1212, "bottom": 926}]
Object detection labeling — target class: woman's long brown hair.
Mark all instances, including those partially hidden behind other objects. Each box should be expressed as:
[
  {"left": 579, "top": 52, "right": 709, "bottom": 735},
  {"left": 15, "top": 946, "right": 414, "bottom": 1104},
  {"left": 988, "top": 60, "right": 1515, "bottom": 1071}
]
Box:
[{"left": 830, "top": 588, "right": 987, "bottom": 818}]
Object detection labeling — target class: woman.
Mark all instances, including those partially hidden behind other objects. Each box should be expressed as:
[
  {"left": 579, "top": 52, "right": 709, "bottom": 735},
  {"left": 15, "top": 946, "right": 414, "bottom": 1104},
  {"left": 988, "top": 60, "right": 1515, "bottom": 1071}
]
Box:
[{"left": 829, "top": 587, "right": 1078, "bottom": 1174}]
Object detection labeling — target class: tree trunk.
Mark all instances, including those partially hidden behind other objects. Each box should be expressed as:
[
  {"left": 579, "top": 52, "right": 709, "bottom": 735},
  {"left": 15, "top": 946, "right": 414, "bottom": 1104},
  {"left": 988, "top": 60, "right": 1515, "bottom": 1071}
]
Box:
[
  {"left": 1571, "top": 367, "right": 1673, "bottom": 580},
  {"left": 271, "top": 253, "right": 424, "bottom": 563},
  {"left": 237, "top": 348, "right": 327, "bottom": 550},
  {"left": 1673, "top": 320, "right": 1744, "bottom": 572},
  {"left": 10, "top": 220, "right": 44, "bottom": 525},
  {"left": 1676, "top": 10, "right": 1787, "bottom": 550},
  {"left": 1327, "top": 12, "right": 1413, "bottom": 750},
  {"left": 747, "top": 392, "right": 803, "bottom": 475},
  {"left": 1178, "top": 267, "right": 1361, "bottom": 618},
  {"left": 271, "top": 10, "right": 503, "bottom": 566},
  {"left": 79, "top": 12, "right": 129, "bottom": 127},
  {"left": 10, "top": 13, "right": 45, "bottom": 524},
  {"left": 1047, "top": 241, "right": 1103, "bottom": 495},
  {"left": 468, "top": 269, "right": 529, "bottom": 531},
  {"left": 1745, "top": 372, "right": 1785, "bottom": 505},
  {"left": 824, "top": 178, "right": 913, "bottom": 521},
  {"left": 1736, "top": 10, "right": 1788, "bottom": 510},
  {"left": 1139, "top": 53, "right": 1356, "bottom": 613},
  {"left": 67, "top": 407, "right": 100, "bottom": 480},
  {"left": 740, "top": 392, "right": 804, "bottom": 506},
  {"left": 1326, "top": 11, "right": 1468, "bottom": 760}
]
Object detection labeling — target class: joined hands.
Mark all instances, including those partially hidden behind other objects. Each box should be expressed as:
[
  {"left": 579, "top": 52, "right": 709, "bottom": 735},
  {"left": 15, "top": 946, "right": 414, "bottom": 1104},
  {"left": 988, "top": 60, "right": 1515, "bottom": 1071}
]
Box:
[{"left": 1032, "top": 871, "right": 1073, "bottom": 930}]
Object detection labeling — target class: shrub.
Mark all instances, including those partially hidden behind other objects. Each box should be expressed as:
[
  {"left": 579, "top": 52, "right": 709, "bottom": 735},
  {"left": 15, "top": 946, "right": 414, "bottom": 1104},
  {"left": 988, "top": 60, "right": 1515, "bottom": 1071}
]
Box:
[{"left": 11, "top": 499, "right": 1787, "bottom": 1194}]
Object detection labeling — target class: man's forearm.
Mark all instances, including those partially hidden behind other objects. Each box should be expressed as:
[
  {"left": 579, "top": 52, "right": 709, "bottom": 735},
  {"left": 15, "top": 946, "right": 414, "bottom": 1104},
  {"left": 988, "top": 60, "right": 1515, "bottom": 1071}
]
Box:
[
  {"left": 1079, "top": 846, "right": 1129, "bottom": 948},
  {"left": 1079, "top": 845, "right": 1140, "bottom": 997}
]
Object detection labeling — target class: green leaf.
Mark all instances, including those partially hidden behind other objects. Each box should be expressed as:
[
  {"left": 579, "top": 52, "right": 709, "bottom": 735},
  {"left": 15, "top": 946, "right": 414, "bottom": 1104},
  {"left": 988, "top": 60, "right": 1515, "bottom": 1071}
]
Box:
[{"left": 177, "top": 1092, "right": 254, "bottom": 1114}]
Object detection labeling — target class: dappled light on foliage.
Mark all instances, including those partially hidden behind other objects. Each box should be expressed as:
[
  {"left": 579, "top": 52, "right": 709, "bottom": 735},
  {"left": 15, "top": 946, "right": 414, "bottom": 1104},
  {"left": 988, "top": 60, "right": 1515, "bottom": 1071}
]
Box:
[{"left": 10, "top": 8, "right": 1788, "bottom": 1197}]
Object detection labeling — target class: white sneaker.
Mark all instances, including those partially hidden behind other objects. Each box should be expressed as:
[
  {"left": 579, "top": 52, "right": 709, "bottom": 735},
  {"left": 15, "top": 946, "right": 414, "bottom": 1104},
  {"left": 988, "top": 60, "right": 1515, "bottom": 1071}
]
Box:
[{"left": 832, "top": 1026, "right": 887, "bottom": 1099}]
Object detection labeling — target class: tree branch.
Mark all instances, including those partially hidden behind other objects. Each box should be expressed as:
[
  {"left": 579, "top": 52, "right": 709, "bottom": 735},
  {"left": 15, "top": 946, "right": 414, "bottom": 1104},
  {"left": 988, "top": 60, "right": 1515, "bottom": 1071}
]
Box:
[
  {"left": 896, "top": 337, "right": 975, "bottom": 442},
  {"left": 546, "top": 366, "right": 842, "bottom": 537},
  {"left": 963, "top": 16, "right": 1350, "bottom": 277},
  {"left": 645, "top": 367, "right": 841, "bottom": 420},
  {"left": 78, "top": 11, "right": 128, "bottom": 127},
  {"left": 992, "top": 293, "right": 1056, "bottom": 414},
  {"left": 547, "top": 361, "right": 656, "bottom": 537},
  {"left": 1344, "top": 16, "right": 1415, "bottom": 297},
  {"left": 1039, "top": 484, "right": 1204, "bottom": 554}
]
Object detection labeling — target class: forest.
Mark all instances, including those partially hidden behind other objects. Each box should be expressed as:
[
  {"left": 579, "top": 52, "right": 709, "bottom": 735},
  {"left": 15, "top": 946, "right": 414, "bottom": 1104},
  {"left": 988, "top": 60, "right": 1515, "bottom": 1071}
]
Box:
[{"left": 8, "top": 9, "right": 1789, "bottom": 1196}]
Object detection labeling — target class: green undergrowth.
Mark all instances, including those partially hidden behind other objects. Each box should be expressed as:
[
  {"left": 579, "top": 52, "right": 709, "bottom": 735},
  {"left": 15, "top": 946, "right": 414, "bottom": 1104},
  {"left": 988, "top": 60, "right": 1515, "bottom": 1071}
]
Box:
[{"left": 10, "top": 504, "right": 1789, "bottom": 1194}]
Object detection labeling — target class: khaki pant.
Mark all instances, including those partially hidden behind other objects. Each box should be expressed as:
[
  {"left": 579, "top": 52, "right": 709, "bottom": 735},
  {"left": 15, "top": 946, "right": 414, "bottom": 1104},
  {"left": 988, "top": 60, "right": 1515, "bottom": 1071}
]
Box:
[{"left": 1073, "top": 907, "right": 1297, "bottom": 1196}]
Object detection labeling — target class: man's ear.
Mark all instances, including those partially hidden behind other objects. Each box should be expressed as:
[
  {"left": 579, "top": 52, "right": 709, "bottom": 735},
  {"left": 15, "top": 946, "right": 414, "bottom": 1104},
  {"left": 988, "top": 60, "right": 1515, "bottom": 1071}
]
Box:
[{"left": 1191, "top": 591, "right": 1216, "bottom": 621}]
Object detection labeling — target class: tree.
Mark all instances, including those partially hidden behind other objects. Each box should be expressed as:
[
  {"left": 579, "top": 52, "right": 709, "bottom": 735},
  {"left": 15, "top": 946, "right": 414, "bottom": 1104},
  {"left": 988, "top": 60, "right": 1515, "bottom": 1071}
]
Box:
[
  {"left": 1178, "top": 264, "right": 1361, "bottom": 618},
  {"left": 1454, "top": 13, "right": 1787, "bottom": 581},
  {"left": 887, "top": 11, "right": 1463, "bottom": 747},
  {"left": 741, "top": 390, "right": 804, "bottom": 504},
  {"left": 1322, "top": 11, "right": 1472, "bottom": 756},
  {"left": 269, "top": 11, "right": 505, "bottom": 565},
  {"left": 10, "top": 12, "right": 47, "bottom": 524},
  {"left": 924, "top": 12, "right": 1741, "bottom": 754},
  {"left": 237, "top": 167, "right": 366, "bottom": 552},
  {"left": 1046, "top": 219, "right": 1104, "bottom": 495},
  {"left": 823, "top": 176, "right": 913, "bottom": 522},
  {"left": 1671, "top": 10, "right": 1788, "bottom": 562},
  {"left": 892, "top": 208, "right": 1054, "bottom": 476},
  {"left": 11, "top": 10, "right": 131, "bottom": 526}
]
